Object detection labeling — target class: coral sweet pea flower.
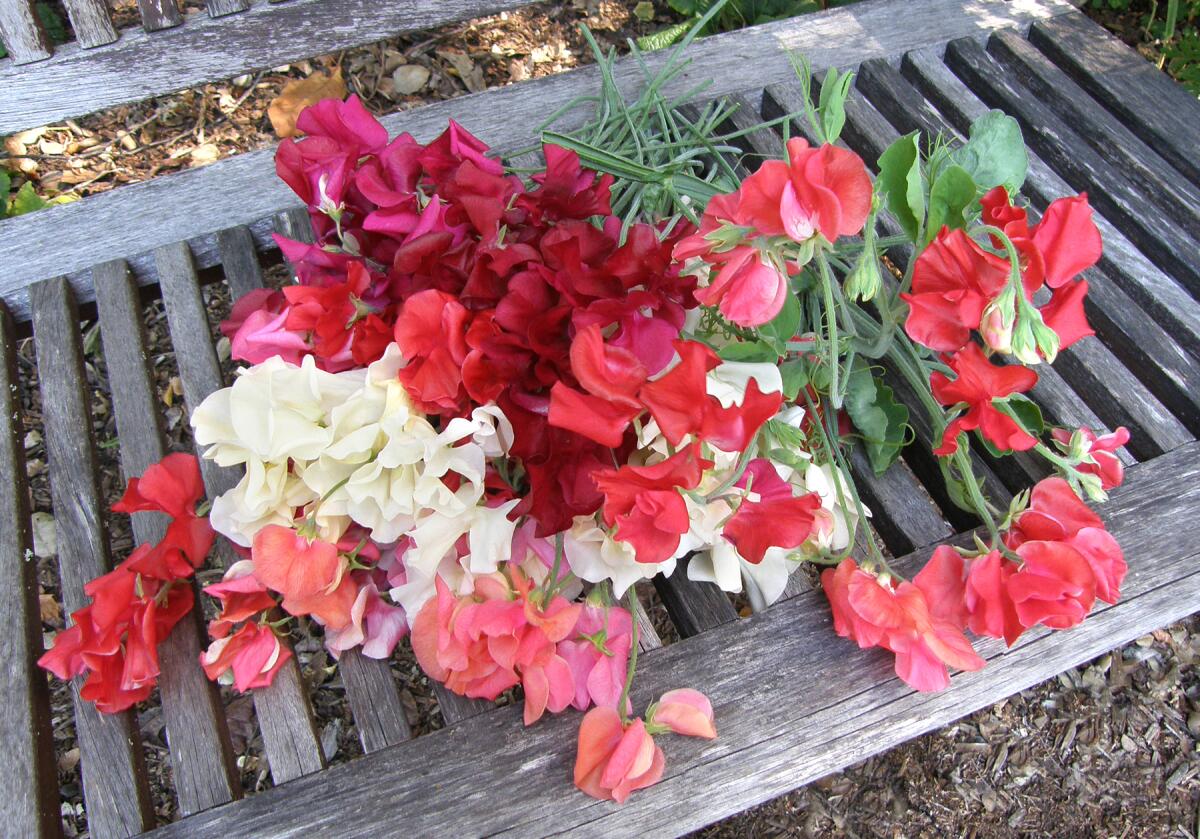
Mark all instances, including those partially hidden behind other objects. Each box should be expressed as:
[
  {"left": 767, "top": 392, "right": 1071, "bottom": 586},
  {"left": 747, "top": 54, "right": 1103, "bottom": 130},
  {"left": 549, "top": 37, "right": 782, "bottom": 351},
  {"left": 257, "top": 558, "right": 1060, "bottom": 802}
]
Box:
[
  {"left": 648, "top": 689, "right": 717, "bottom": 739},
  {"left": 574, "top": 708, "right": 666, "bottom": 803},
  {"left": 200, "top": 622, "right": 292, "bottom": 693},
  {"left": 1051, "top": 426, "right": 1129, "bottom": 492},
  {"left": 931, "top": 343, "right": 1039, "bottom": 456}
]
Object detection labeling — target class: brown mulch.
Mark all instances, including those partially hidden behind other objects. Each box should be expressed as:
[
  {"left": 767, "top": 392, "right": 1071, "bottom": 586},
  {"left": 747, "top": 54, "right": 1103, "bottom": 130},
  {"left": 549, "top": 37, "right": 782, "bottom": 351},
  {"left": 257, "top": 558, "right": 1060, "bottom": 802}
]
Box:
[{"left": 11, "top": 1, "right": 1200, "bottom": 837}]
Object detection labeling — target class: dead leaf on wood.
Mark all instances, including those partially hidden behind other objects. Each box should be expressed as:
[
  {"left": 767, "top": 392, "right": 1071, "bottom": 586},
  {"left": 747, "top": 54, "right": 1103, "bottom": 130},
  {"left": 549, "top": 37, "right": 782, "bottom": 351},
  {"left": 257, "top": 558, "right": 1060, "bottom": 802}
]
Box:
[
  {"left": 393, "top": 64, "right": 431, "bottom": 96},
  {"left": 189, "top": 144, "right": 220, "bottom": 166},
  {"left": 268, "top": 68, "right": 348, "bottom": 138},
  {"left": 58, "top": 747, "right": 81, "bottom": 773},
  {"left": 31, "top": 511, "right": 57, "bottom": 558},
  {"left": 39, "top": 592, "right": 61, "bottom": 625}
]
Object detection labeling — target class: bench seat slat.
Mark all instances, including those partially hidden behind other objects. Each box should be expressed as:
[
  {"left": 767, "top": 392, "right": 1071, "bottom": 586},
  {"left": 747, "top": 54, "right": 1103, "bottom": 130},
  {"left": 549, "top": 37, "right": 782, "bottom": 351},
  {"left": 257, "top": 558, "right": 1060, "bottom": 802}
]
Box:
[
  {"left": 30, "top": 276, "right": 155, "bottom": 839},
  {"left": 0, "top": 302, "right": 60, "bottom": 837},
  {"left": 154, "top": 241, "right": 328, "bottom": 784},
  {"left": 0, "top": 0, "right": 52, "bottom": 63},
  {"left": 145, "top": 439, "right": 1200, "bottom": 838},
  {"left": 899, "top": 47, "right": 1200, "bottom": 429},
  {"left": 944, "top": 37, "right": 1200, "bottom": 299},
  {"left": 852, "top": 58, "right": 1192, "bottom": 459},
  {"left": 92, "top": 260, "right": 242, "bottom": 815},
  {"left": 60, "top": 0, "right": 116, "bottom": 48},
  {"left": 987, "top": 29, "right": 1200, "bottom": 239},
  {"left": 1029, "top": 14, "right": 1200, "bottom": 186}
]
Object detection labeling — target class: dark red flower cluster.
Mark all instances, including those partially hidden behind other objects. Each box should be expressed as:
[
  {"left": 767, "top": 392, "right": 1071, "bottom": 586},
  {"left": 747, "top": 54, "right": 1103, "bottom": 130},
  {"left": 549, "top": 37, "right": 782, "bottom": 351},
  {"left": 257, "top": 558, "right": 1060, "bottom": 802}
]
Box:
[
  {"left": 226, "top": 97, "right": 698, "bottom": 533},
  {"left": 38, "top": 454, "right": 214, "bottom": 713}
]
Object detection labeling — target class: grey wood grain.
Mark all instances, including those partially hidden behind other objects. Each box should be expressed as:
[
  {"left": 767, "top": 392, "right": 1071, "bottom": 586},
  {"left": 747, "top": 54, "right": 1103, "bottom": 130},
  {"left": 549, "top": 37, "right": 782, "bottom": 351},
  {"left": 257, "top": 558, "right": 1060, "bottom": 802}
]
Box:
[
  {"left": 338, "top": 650, "right": 411, "bottom": 753},
  {"left": 0, "top": 0, "right": 537, "bottom": 134},
  {"left": 29, "top": 276, "right": 155, "bottom": 839},
  {"left": 987, "top": 29, "right": 1200, "bottom": 239},
  {"left": 153, "top": 242, "right": 327, "bottom": 784},
  {"left": 899, "top": 47, "right": 1200, "bottom": 430},
  {"left": 136, "top": 0, "right": 183, "bottom": 31},
  {"left": 1029, "top": 13, "right": 1200, "bottom": 186},
  {"left": 60, "top": 0, "right": 116, "bottom": 48},
  {"left": 203, "top": 0, "right": 250, "bottom": 18},
  {"left": 655, "top": 557, "right": 739, "bottom": 637},
  {"left": 146, "top": 440, "right": 1200, "bottom": 838},
  {"left": 215, "top": 225, "right": 264, "bottom": 300},
  {"left": 92, "top": 260, "right": 242, "bottom": 815},
  {"left": 0, "top": 0, "right": 1078, "bottom": 319},
  {"left": 852, "top": 57, "right": 1191, "bottom": 458},
  {"left": 0, "top": 0, "right": 52, "bottom": 63},
  {"left": 0, "top": 302, "right": 61, "bottom": 838},
  {"left": 944, "top": 36, "right": 1200, "bottom": 298}
]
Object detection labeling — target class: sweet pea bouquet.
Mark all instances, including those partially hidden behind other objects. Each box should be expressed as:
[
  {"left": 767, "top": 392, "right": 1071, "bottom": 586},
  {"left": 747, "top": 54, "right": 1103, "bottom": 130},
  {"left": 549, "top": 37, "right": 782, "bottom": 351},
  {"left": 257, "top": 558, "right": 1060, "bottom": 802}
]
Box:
[{"left": 40, "top": 41, "right": 1127, "bottom": 803}]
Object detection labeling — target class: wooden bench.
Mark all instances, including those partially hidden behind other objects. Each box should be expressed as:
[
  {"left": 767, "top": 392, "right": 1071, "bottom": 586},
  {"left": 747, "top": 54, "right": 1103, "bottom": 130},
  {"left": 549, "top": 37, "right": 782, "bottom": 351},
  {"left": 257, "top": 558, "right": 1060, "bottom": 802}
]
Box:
[{"left": 2, "top": 0, "right": 1198, "bottom": 835}]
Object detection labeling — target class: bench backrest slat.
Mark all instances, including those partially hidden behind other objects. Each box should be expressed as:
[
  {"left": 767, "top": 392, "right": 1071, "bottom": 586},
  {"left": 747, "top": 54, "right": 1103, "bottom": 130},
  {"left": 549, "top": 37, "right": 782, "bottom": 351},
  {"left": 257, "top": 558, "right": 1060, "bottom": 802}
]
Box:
[
  {"left": 136, "top": 0, "right": 184, "bottom": 32},
  {"left": 30, "top": 276, "right": 156, "bottom": 838},
  {"left": 61, "top": 0, "right": 117, "bottom": 48},
  {"left": 0, "top": 0, "right": 51, "bottom": 63}
]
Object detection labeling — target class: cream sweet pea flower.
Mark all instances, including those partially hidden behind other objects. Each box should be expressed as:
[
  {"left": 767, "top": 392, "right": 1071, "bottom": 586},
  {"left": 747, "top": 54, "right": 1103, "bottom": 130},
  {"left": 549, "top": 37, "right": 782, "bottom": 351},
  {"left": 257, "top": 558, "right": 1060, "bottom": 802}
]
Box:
[
  {"left": 564, "top": 518, "right": 676, "bottom": 599},
  {"left": 706, "top": 361, "right": 783, "bottom": 408}
]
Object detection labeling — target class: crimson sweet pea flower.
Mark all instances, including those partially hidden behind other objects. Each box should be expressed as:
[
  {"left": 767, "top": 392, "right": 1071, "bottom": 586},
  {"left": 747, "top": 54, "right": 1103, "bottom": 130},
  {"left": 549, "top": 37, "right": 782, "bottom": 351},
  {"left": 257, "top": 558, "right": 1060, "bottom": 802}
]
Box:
[
  {"left": 393, "top": 288, "right": 473, "bottom": 415},
  {"left": 592, "top": 443, "right": 712, "bottom": 564},
  {"left": 723, "top": 459, "right": 823, "bottom": 564},
  {"left": 931, "top": 343, "right": 1039, "bottom": 456},
  {"left": 1006, "top": 477, "right": 1125, "bottom": 605},
  {"left": 574, "top": 709, "right": 666, "bottom": 803}
]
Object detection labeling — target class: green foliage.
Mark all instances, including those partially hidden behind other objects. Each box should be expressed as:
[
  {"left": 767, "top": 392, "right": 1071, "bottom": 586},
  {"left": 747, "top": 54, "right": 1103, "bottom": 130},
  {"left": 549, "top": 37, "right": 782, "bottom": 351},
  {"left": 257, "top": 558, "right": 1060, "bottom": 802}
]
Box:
[
  {"left": 638, "top": 0, "right": 858, "bottom": 50},
  {"left": 876, "top": 132, "right": 925, "bottom": 242},
  {"left": 4, "top": 180, "right": 51, "bottom": 218},
  {"left": 949, "top": 110, "right": 1027, "bottom": 196},
  {"left": 843, "top": 360, "right": 910, "bottom": 475},
  {"left": 925, "top": 163, "right": 975, "bottom": 241},
  {"left": 758, "top": 289, "right": 802, "bottom": 353}
]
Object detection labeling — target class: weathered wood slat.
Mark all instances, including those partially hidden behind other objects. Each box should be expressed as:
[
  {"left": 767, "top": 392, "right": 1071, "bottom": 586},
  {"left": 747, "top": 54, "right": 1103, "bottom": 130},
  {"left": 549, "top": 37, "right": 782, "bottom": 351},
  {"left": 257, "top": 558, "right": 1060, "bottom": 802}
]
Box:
[
  {"left": 0, "top": 0, "right": 52, "bottom": 63},
  {"left": 153, "top": 242, "right": 327, "bottom": 784},
  {"left": 852, "top": 57, "right": 1191, "bottom": 458},
  {"left": 147, "top": 440, "right": 1200, "bottom": 838},
  {"left": 0, "top": 302, "right": 60, "bottom": 838},
  {"left": 60, "top": 0, "right": 117, "bottom": 48},
  {"left": 986, "top": 29, "right": 1200, "bottom": 238},
  {"left": 1028, "top": 13, "right": 1200, "bottom": 186},
  {"left": 0, "top": 0, "right": 1079, "bottom": 319},
  {"left": 944, "top": 36, "right": 1200, "bottom": 298},
  {"left": 214, "top": 225, "right": 264, "bottom": 301},
  {"left": 203, "top": 0, "right": 250, "bottom": 18},
  {"left": 135, "top": 0, "right": 183, "bottom": 32},
  {"left": 92, "top": 260, "right": 241, "bottom": 815},
  {"left": 338, "top": 651, "right": 411, "bottom": 753},
  {"left": 899, "top": 47, "right": 1200, "bottom": 430},
  {"left": 29, "top": 276, "right": 155, "bottom": 839},
  {"left": 655, "top": 559, "right": 739, "bottom": 637}
]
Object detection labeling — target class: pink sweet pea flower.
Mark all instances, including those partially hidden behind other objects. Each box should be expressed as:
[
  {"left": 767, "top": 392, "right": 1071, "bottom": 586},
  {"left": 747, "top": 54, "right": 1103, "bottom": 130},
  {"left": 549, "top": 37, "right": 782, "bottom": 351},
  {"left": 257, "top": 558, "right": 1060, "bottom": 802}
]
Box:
[
  {"left": 574, "top": 708, "right": 665, "bottom": 804},
  {"left": 229, "top": 308, "right": 311, "bottom": 367},
  {"left": 648, "top": 689, "right": 717, "bottom": 739},
  {"left": 324, "top": 579, "right": 409, "bottom": 659},
  {"left": 200, "top": 622, "right": 292, "bottom": 693},
  {"left": 556, "top": 603, "right": 633, "bottom": 711},
  {"left": 693, "top": 244, "right": 789, "bottom": 328}
]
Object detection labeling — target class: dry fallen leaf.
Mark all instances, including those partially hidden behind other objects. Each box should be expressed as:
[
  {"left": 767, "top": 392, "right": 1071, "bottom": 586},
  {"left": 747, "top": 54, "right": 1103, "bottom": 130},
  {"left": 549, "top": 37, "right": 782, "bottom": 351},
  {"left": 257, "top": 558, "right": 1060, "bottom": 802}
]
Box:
[
  {"left": 39, "top": 593, "right": 61, "bottom": 625},
  {"left": 31, "top": 511, "right": 57, "bottom": 558},
  {"left": 268, "top": 68, "right": 348, "bottom": 138},
  {"left": 189, "top": 143, "right": 220, "bottom": 166},
  {"left": 393, "top": 64, "right": 431, "bottom": 96}
]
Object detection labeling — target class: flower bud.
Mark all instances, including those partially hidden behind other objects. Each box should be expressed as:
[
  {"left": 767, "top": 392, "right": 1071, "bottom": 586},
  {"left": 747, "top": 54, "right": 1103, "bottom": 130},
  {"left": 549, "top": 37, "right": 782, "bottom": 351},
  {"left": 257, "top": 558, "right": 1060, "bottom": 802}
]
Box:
[
  {"left": 980, "top": 287, "right": 1015, "bottom": 355},
  {"left": 844, "top": 249, "right": 882, "bottom": 302}
]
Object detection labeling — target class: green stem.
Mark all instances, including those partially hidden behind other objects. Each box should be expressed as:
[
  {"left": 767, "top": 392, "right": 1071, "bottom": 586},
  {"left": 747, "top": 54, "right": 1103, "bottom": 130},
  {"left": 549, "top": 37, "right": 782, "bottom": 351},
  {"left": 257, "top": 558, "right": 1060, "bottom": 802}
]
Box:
[
  {"left": 815, "top": 250, "right": 843, "bottom": 409},
  {"left": 618, "top": 587, "right": 641, "bottom": 724}
]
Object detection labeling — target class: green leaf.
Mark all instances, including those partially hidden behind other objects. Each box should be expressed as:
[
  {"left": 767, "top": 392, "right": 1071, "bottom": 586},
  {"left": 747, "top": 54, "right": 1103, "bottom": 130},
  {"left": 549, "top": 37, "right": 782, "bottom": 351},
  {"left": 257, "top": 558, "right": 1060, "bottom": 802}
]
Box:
[
  {"left": 1006, "top": 394, "right": 1044, "bottom": 439},
  {"left": 758, "top": 289, "right": 801, "bottom": 352},
  {"left": 951, "top": 110, "right": 1027, "bottom": 195},
  {"left": 9, "top": 182, "right": 48, "bottom": 217},
  {"left": 817, "top": 67, "right": 854, "bottom": 144},
  {"left": 843, "top": 361, "right": 910, "bottom": 475},
  {"left": 717, "top": 340, "right": 778, "bottom": 363},
  {"left": 635, "top": 20, "right": 692, "bottom": 51},
  {"left": 36, "top": 1, "right": 67, "bottom": 42},
  {"left": 925, "top": 163, "right": 975, "bottom": 241},
  {"left": 779, "top": 359, "right": 810, "bottom": 400},
  {"left": 0, "top": 172, "right": 10, "bottom": 215},
  {"left": 876, "top": 131, "right": 924, "bottom": 242}
]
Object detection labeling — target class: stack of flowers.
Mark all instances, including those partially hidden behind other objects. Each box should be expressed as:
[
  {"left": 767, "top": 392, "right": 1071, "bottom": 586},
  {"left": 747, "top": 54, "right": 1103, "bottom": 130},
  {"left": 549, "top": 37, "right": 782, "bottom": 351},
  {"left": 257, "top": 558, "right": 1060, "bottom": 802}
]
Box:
[{"left": 41, "top": 56, "right": 1129, "bottom": 802}]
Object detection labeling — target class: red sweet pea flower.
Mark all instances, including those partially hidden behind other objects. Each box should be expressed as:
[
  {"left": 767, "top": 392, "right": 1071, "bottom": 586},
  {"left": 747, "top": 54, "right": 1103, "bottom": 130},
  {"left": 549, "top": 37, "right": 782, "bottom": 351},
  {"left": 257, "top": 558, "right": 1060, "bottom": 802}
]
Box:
[
  {"left": 1031, "top": 193, "right": 1103, "bottom": 289},
  {"left": 569, "top": 323, "right": 648, "bottom": 408},
  {"left": 1006, "top": 477, "right": 1126, "bottom": 605},
  {"left": 200, "top": 621, "right": 292, "bottom": 693},
  {"left": 547, "top": 383, "right": 640, "bottom": 448},
  {"left": 1006, "top": 540, "right": 1097, "bottom": 630},
  {"left": 723, "top": 460, "right": 822, "bottom": 564},
  {"left": 1038, "top": 279, "right": 1094, "bottom": 350},
  {"left": 931, "top": 343, "right": 1039, "bottom": 456},
  {"left": 393, "top": 289, "right": 472, "bottom": 414},
  {"left": 639, "top": 340, "right": 720, "bottom": 445},
  {"left": 574, "top": 708, "right": 666, "bottom": 804},
  {"left": 592, "top": 444, "right": 711, "bottom": 564},
  {"left": 822, "top": 558, "right": 984, "bottom": 692},
  {"left": 737, "top": 139, "right": 872, "bottom": 242},
  {"left": 203, "top": 560, "right": 278, "bottom": 639},
  {"left": 902, "top": 228, "right": 1011, "bottom": 352},
  {"left": 113, "top": 452, "right": 205, "bottom": 519},
  {"left": 1051, "top": 426, "right": 1130, "bottom": 491},
  {"left": 963, "top": 551, "right": 1024, "bottom": 646}
]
